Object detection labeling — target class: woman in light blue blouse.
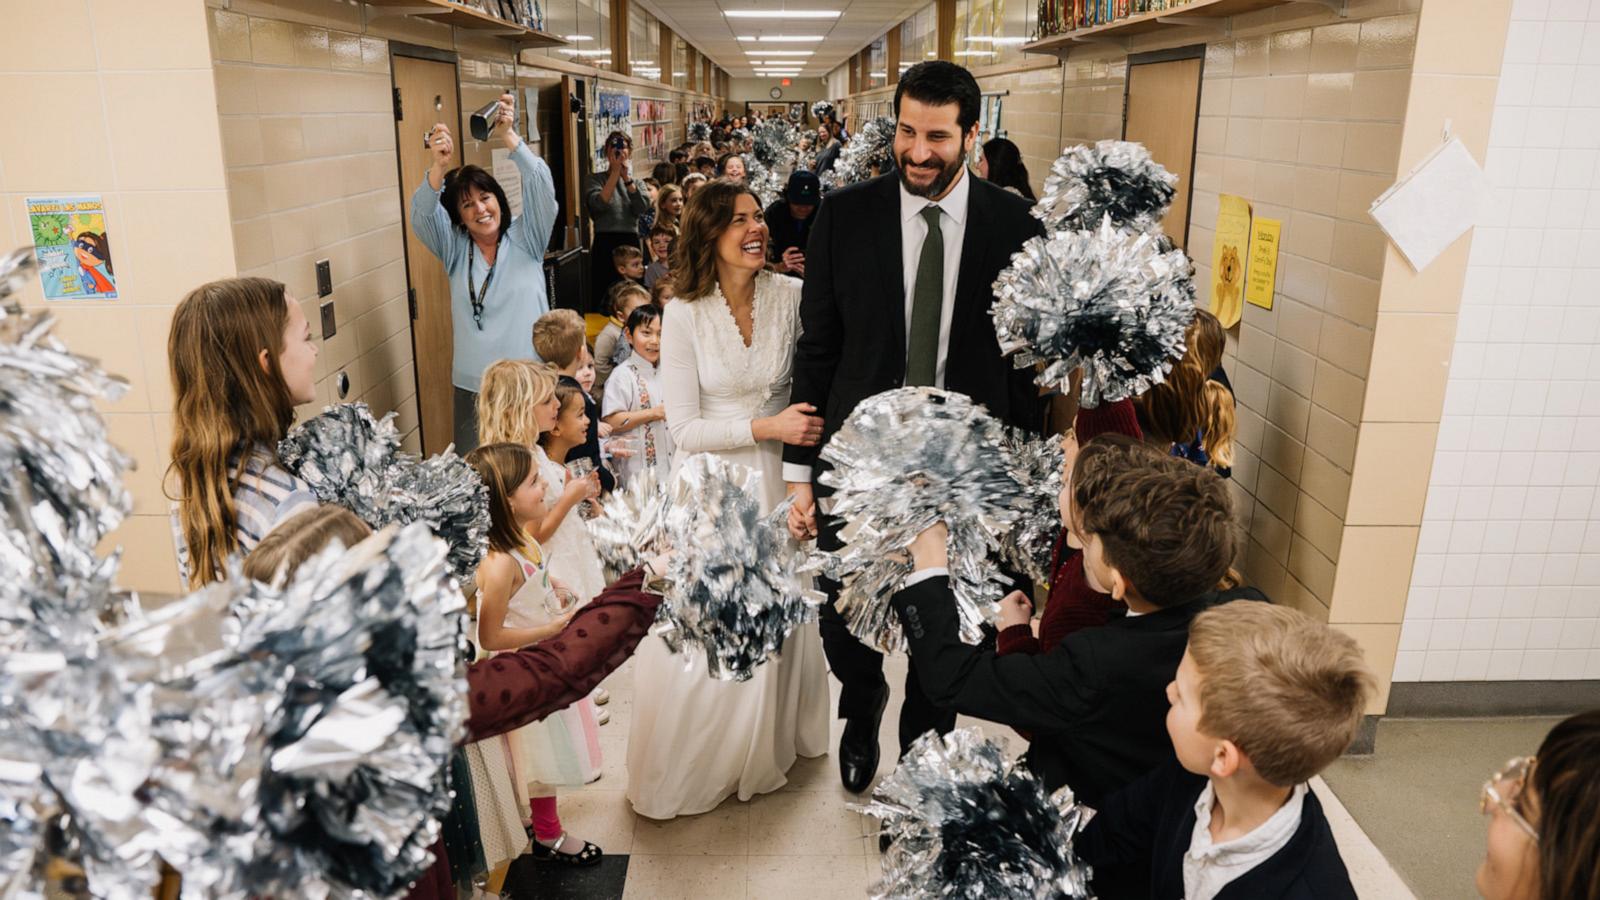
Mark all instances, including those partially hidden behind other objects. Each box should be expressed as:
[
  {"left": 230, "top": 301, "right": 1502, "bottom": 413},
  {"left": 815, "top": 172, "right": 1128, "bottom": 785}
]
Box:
[{"left": 411, "top": 92, "right": 559, "bottom": 452}]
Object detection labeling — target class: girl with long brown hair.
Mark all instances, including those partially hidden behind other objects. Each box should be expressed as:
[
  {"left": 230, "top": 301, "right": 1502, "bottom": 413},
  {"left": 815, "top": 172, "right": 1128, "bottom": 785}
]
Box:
[
  {"left": 166, "top": 276, "right": 320, "bottom": 587},
  {"left": 628, "top": 178, "right": 830, "bottom": 820},
  {"left": 1135, "top": 307, "right": 1236, "bottom": 475}
]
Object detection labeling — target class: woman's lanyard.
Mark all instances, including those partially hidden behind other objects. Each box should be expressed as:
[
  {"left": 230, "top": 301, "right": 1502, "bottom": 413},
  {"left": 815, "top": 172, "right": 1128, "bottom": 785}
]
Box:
[{"left": 466, "top": 237, "right": 500, "bottom": 330}]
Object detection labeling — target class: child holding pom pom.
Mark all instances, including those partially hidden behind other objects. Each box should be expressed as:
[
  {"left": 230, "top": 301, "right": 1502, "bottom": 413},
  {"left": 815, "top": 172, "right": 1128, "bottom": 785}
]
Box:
[
  {"left": 242, "top": 504, "right": 673, "bottom": 900},
  {"left": 466, "top": 442, "right": 604, "bottom": 867},
  {"left": 895, "top": 439, "right": 1266, "bottom": 896},
  {"left": 167, "top": 276, "right": 320, "bottom": 588}
]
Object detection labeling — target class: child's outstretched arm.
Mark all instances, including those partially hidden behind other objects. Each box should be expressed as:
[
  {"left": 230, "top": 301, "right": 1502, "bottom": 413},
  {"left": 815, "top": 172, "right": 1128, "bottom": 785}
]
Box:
[
  {"left": 464, "top": 564, "right": 666, "bottom": 742},
  {"left": 892, "top": 524, "right": 1103, "bottom": 734}
]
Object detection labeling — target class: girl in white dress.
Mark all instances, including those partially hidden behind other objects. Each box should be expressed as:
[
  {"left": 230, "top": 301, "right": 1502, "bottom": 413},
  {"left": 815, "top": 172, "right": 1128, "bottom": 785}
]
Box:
[
  {"left": 466, "top": 442, "right": 604, "bottom": 866},
  {"left": 626, "top": 178, "right": 832, "bottom": 819},
  {"left": 534, "top": 382, "right": 608, "bottom": 603},
  {"left": 477, "top": 360, "right": 606, "bottom": 603}
]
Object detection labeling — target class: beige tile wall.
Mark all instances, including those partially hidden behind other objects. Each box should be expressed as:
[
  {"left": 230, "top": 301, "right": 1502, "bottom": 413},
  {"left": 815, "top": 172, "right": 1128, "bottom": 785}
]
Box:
[
  {"left": 1182, "top": 6, "right": 1423, "bottom": 642},
  {"left": 0, "top": 0, "right": 234, "bottom": 595},
  {"left": 1363, "top": 0, "right": 1513, "bottom": 691},
  {"left": 210, "top": 7, "right": 421, "bottom": 497}
]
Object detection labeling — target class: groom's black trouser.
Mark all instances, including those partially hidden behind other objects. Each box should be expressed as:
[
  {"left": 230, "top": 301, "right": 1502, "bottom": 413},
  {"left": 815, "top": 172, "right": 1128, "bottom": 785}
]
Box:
[{"left": 815, "top": 508, "right": 960, "bottom": 756}]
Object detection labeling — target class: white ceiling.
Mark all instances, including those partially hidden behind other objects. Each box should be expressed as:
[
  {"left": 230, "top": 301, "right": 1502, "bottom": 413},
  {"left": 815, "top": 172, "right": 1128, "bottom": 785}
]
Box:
[{"left": 635, "top": 0, "right": 928, "bottom": 80}]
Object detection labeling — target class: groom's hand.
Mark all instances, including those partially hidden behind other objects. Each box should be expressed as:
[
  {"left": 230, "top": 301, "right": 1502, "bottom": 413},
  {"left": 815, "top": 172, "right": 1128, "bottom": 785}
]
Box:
[{"left": 786, "top": 481, "right": 817, "bottom": 542}]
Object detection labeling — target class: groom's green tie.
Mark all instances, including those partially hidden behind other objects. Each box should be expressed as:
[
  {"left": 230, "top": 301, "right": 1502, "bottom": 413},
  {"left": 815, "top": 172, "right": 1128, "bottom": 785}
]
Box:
[{"left": 906, "top": 204, "right": 944, "bottom": 387}]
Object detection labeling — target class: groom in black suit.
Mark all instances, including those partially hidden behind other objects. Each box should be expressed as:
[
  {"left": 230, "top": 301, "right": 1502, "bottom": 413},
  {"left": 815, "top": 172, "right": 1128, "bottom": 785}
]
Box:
[{"left": 782, "top": 61, "right": 1046, "bottom": 797}]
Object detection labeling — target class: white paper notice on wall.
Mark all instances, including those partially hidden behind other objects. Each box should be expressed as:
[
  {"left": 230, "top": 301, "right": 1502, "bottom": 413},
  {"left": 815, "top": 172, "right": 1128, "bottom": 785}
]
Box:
[
  {"left": 492, "top": 148, "right": 522, "bottom": 218},
  {"left": 1369, "top": 137, "right": 1489, "bottom": 272}
]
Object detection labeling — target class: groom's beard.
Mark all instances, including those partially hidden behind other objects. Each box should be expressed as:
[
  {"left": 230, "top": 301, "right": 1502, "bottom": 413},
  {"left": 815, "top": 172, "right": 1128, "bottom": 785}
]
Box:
[{"left": 898, "top": 148, "right": 965, "bottom": 199}]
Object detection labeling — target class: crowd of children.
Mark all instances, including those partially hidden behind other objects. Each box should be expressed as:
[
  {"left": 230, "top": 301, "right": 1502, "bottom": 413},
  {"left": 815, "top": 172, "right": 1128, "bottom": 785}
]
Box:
[{"left": 151, "top": 157, "right": 1600, "bottom": 897}]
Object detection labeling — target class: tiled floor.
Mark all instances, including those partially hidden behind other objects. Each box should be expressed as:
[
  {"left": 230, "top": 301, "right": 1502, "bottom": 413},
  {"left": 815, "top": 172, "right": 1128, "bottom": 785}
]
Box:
[
  {"left": 1322, "top": 716, "right": 1562, "bottom": 900},
  {"left": 512, "top": 651, "right": 1416, "bottom": 899}
]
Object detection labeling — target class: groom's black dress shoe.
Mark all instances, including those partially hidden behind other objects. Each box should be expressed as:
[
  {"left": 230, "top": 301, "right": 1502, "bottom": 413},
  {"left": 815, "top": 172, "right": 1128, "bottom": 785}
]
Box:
[{"left": 839, "top": 686, "right": 889, "bottom": 794}]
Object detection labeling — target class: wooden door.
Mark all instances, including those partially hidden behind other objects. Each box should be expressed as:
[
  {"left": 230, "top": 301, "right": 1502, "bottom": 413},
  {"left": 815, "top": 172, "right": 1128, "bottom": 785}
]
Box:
[
  {"left": 1123, "top": 53, "right": 1203, "bottom": 250},
  {"left": 393, "top": 54, "right": 460, "bottom": 456}
]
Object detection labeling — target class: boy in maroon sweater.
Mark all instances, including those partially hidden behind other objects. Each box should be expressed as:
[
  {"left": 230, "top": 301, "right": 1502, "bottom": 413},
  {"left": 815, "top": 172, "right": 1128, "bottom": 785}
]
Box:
[{"left": 996, "top": 398, "right": 1142, "bottom": 656}]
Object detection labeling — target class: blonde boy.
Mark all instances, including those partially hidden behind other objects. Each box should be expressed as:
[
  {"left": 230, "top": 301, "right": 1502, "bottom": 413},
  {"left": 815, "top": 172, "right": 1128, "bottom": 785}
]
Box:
[{"left": 1077, "top": 602, "right": 1374, "bottom": 900}]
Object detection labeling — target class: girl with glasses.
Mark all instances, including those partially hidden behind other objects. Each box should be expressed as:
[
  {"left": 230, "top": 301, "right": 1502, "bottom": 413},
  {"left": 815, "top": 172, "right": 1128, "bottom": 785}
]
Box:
[{"left": 1477, "top": 710, "right": 1600, "bottom": 899}]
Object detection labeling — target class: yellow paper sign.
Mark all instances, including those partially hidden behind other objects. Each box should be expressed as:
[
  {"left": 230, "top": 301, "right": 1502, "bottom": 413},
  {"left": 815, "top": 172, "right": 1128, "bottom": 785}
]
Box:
[
  {"left": 1245, "top": 218, "right": 1281, "bottom": 310},
  {"left": 1209, "top": 194, "right": 1252, "bottom": 327}
]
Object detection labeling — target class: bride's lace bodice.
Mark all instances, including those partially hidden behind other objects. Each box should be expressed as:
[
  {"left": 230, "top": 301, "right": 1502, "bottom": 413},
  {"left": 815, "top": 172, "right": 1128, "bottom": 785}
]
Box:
[{"left": 659, "top": 272, "right": 803, "bottom": 455}]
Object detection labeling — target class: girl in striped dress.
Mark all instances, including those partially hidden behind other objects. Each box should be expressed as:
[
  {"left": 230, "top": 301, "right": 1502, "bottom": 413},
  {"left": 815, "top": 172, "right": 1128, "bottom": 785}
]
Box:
[{"left": 166, "top": 276, "right": 320, "bottom": 588}]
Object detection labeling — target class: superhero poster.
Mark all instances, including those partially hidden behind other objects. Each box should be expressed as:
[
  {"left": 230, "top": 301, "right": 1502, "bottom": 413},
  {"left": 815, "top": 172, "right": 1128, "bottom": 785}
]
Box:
[{"left": 26, "top": 196, "right": 117, "bottom": 301}]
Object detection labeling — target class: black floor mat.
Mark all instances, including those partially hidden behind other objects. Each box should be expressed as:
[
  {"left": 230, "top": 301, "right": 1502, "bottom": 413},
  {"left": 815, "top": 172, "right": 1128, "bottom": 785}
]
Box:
[{"left": 501, "top": 853, "right": 629, "bottom": 899}]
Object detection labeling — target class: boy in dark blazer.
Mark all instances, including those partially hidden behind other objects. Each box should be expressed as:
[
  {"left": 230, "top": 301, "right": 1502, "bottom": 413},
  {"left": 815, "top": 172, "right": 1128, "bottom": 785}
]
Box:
[
  {"left": 895, "top": 437, "right": 1259, "bottom": 807},
  {"left": 1076, "top": 601, "right": 1372, "bottom": 900}
]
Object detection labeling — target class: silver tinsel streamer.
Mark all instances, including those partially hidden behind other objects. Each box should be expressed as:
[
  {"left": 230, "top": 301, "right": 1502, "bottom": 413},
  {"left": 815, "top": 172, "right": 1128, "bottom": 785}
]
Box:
[
  {"left": 749, "top": 118, "right": 802, "bottom": 201},
  {"left": 117, "top": 523, "right": 467, "bottom": 899},
  {"left": 1034, "top": 140, "right": 1178, "bottom": 235},
  {"left": 277, "top": 401, "right": 400, "bottom": 524},
  {"left": 999, "top": 431, "right": 1066, "bottom": 587},
  {"left": 811, "top": 100, "right": 835, "bottom": 123},
  {"left": 991, "top": 216, "right": 1196, "bottom": 407},
  {"left": 0, "top": 249, "right": 143, "bottom": 897},
  {"left": 0, "top": 250, "right": 131, "bottom": 614},
  {"left": 1, "top": 250, "right": 470, "bottom": 898},
  {"left": 585, "top": 454, "right": 820, "bottom": 681},
  {"left": 818, "top": 388, "right": 1027, "bottom": 654},
  {"left": 856, "top": 728, "right": 1094, "bottom": 900},
  {"left": 822, "top": 116, "right": 896, "bottom": 190},
  {"left": 585, "top": 469, "right": 668, "bottom": 584},
  {"left": 688, "top": 121, "right": 710, "bottom": 142},
  {"left": 279, "top": 403, "right": 490, "bottom": 579}
]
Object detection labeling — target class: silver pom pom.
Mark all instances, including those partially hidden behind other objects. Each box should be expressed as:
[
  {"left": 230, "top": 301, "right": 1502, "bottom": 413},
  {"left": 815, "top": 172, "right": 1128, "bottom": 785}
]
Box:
[
  {"left": 999, "top": 431, "right": 1066, "bottom": 587},
  {"left": 856, "top": 727, "right": 1095, "bottom": 900},
  {"left": 587, "top": 454, "right": 820, "bottom": 681},
  {"left": 0, "top": 309, "right": 131, "bottom": 611},
  {"left": 280, "top": 403, "right": 489, "bottom": 579},
  {"left": 688, "top": 121, "right": 710, "bottom": 143},
  {"left": 992, "top": 216, "right": 1196, "bottom": 407},
  {"left": 585, "top": 467, "right": 668, "bottom": 584},
  {"left": 115, "top": 523, "right": 467, "bottom": 899},
  {"left": 822, "top": 116, "right": 896, "bottom": 190},
  {"left": 818, "top": 388, "right": 1027, "bottom": 653},
  {"left": 1034, "top": 139, "right": 1178, "bottom": 235},
  {"left": 811, "top": 100, "right": 835, "bottom": 123},
  {"left": 0, "top": 254, "right": 469, "bottom": 899}
]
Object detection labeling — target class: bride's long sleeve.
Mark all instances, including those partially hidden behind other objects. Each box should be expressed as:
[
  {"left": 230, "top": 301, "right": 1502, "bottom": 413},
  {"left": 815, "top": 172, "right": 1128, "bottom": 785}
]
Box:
[{"left": 660, "top": 301, "right": 758, "bottom": 453}]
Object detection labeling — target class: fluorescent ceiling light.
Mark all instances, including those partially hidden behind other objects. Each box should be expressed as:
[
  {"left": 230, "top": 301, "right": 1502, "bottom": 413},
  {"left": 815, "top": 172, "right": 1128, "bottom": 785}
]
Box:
[
  {"left": 869, "top": 71, "right": 886, "bottom": 77},
  {"left": 725, "top": 9, "right": 841, "bottom": 18},
  {"left": 952, "top": 50, "right": 996, "bottom": 56},
  {"left": 564, "top": 34, "right": 592, "bottom": 41},
  {"left": 738, "top": 35, "right": 825, "bottom": 41},
  {"left": 746, "top": 50, "right": 814, "bottom": 55},
  {"left": 673, "top": 71, "right": 686, "bottom": 76}
]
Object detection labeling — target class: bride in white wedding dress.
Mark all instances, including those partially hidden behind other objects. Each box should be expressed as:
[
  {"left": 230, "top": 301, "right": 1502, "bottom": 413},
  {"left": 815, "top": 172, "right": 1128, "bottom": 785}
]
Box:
[{"left": 625, "top": 179, "right": 831, "bottom": 820}]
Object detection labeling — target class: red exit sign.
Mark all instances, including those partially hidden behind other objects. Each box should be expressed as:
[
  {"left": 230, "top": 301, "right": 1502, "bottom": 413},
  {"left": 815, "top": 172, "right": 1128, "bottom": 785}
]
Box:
[{"left": 781, "top": 78, "right": 791, "bottom": 86}]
